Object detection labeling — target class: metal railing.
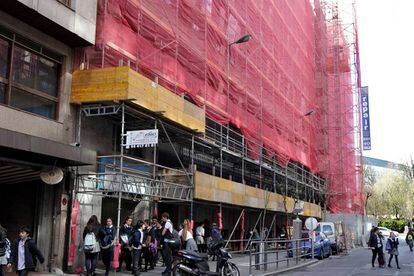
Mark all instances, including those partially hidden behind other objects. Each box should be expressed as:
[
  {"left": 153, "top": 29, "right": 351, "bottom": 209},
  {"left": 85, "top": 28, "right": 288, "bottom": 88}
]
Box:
[{"left": 248, "top": 238, "right": 314, "bottom": 276}]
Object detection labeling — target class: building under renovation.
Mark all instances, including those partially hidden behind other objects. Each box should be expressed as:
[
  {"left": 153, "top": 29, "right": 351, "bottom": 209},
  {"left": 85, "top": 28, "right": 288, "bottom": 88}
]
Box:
[{"left": 0, "top": 0, "right": 364, "bottom": 272}]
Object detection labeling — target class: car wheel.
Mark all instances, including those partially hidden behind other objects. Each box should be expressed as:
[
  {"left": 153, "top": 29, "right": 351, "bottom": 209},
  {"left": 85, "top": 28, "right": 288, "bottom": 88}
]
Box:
[{"left": 318, "top": 248, "right": 324, "bottom": 260}]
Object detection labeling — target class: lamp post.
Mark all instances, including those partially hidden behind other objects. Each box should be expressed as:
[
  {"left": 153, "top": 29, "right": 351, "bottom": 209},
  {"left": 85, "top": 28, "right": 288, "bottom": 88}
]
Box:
[{"left": 226, "top": 34, "right": 252, "bottom": 113}]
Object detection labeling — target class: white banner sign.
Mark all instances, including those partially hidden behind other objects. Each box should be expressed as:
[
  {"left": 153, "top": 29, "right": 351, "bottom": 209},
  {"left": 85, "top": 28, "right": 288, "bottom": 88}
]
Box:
[{"left": 125, "top": 129, "right": 158, "bottom": 148}]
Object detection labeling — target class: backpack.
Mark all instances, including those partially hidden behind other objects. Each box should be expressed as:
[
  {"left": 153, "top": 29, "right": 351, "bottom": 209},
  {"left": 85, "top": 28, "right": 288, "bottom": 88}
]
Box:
[
  {"left": 408, "top": 234, "right": 413, "bottom": 241},
  {"left": 385, "top": 239, "right": 391, "bottom": 251},
  {"left": 83, "top": 232, "right": 96, "bottom": 252}
]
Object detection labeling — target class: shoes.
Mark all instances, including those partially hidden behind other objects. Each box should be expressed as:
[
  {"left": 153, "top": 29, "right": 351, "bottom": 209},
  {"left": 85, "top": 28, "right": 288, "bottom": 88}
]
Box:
[
  {"left": 388, "top": 264, "right": 392, "bottom": 268},
  {"left": 397, "top": 266, "right": 401, "bottom": 269},
  {"left": 116, "top": 268, "right": 122, "bottom": 272}
]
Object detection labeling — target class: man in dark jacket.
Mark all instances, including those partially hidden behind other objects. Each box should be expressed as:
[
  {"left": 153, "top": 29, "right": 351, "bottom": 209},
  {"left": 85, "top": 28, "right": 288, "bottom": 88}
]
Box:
[{"left": 7, "top": 226, "right": 44, "bottom": 276}]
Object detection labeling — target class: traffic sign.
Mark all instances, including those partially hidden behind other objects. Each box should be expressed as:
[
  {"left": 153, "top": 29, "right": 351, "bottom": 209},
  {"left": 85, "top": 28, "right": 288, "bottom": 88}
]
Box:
[{"left": 305, "top": 217, "right": 318, "bottom": 231}]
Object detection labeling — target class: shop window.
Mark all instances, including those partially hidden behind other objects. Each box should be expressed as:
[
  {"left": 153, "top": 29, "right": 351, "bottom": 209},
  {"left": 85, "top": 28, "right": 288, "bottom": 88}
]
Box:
[{"left": 0, "top": 26, "right": 62, "bottom": 119}]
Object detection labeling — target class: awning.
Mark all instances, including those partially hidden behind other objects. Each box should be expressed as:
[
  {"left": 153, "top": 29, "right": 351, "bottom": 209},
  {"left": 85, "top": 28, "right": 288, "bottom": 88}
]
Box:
[{"left": 0, "top": 128, "right": 96, "bottom": 167}]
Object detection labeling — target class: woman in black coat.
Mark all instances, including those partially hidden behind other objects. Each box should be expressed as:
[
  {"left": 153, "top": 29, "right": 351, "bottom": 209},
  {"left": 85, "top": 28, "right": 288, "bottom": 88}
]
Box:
[
  {"left": 368, "top": 227, "right": 384, "bottom": 268},
  {"left": 7, "top": 226, "right": 44, "bottom": 276},
  {"left": 83, "top": 215, "right": 101, "bottom": 276}
]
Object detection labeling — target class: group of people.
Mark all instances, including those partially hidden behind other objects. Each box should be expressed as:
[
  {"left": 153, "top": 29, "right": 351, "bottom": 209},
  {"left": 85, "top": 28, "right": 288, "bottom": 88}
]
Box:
[
  {"left": 0, "top": 224, "right": 45, "bottom": 276},
  {"left": 82, "top": 213, "right": 223, "bottom": 276},
  {"left": 368, "top": 226, "right": 400, "bottom": 269}
]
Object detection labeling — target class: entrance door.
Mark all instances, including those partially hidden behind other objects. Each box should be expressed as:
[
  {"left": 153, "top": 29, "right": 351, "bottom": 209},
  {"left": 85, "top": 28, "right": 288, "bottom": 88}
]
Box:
[{"left": 0, "top": 180, "right": 38, "bottom": 242}]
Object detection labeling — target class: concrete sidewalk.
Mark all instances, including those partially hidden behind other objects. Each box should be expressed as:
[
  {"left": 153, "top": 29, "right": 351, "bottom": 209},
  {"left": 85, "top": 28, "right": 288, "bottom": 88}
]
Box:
[{"left": 4, "top": 253, "right": 318, "bottom": 276}]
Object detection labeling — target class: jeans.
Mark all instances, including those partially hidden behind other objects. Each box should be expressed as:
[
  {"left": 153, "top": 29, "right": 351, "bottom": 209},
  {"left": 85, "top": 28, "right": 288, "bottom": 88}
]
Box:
[
  {"left": 132, "top": 249, "right": 142, "bottom": 276},
  {"left": 85, "top": 252, "right": 98, "bottom": 275},
  {"left": 371, "top": 248, "right": 384, "bottom": 266},
  {"left": 101, "top": 248, "right": 114, "bottom": 273},
  {"left": 17, "top": 269, "right": 29, "bottom": 276}
]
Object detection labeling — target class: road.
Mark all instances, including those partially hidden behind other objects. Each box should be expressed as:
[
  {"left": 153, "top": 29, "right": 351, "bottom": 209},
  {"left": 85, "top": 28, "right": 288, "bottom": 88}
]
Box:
[{"left": 285, "top": 239, "right": 414, "bottom": 276}]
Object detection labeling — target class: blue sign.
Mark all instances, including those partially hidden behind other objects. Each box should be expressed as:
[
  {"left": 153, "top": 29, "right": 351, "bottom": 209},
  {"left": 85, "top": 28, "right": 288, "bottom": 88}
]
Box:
[{"left": 360, "top": 86, "right": 371, "bottom": 150}]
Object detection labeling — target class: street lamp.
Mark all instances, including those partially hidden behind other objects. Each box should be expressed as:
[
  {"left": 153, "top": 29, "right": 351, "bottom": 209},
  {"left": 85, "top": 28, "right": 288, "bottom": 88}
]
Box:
[
  {"left": 304, "top": 109, "right": 316, "bottom": 117},
  {"left": 229, "top": 34, "right": 252, "bottom": 46}
]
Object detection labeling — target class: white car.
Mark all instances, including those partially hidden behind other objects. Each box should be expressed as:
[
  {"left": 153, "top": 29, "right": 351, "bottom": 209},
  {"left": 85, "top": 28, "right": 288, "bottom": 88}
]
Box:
[{"left": 378, "top": 227, "right": 399, "bottom": 238}]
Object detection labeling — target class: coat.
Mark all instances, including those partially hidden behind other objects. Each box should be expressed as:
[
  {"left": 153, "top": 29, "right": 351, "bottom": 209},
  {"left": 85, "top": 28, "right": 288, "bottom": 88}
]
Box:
[
  {"left": 10, "top": 238, "right": 45, "bottom": 270},
  {"left": 368, "top": 234, "right": 383, "bottom": 249},
  {"left": 99, "top": 225, "right": 116, "bottom": 249},
  {"left": 129, "top": 229, "right": 144, "bottom": 249}
]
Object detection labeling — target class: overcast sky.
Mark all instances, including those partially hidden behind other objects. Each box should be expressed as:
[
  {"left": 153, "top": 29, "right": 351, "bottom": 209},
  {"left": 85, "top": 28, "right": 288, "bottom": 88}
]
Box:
[{"left": 356, "top": 0, "right": 414, "bottom": 164}]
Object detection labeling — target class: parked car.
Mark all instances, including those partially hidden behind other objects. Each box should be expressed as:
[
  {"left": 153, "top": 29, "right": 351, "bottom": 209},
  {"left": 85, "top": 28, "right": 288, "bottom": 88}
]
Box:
[
  {"left": 378, "top": 227, "right": 399, "bottom": 238},
  {"left": 288, "top": 232, "right": 331, "bottom": 260},
  {"left": 315, "top": 222, "right": 345, "bottom": 254}
]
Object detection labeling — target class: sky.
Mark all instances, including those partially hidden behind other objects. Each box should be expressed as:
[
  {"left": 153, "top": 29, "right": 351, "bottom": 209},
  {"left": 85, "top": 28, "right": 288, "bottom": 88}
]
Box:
[{"left": 356, "top": 0, "right": 414, "bottom": 164}]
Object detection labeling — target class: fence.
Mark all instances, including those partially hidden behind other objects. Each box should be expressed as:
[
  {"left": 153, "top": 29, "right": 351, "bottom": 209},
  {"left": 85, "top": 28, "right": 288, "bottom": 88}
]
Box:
[{"left": 248, "top": 238, "right": 314, "bottom": 275}]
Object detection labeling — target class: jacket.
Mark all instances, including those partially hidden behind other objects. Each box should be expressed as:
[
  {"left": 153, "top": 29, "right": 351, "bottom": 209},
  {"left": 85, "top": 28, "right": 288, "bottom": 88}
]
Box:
[
  {"left": 368, "top": 234, "right": 383, "bottom": 249},
  {"left": 129, "top": 229, "right": 145, "bottom": 249},
  {"left": 99, "top": 225, "right": 116, "bottom": 249},
  {"left": 119, "top": 224, "right": 134, "bottom": 247},
  {"left": 387, "top": 237, "right": 399, "bottom": 250},
  {"left": 9, "top": 238, "right": 45, "bottom": 270}
]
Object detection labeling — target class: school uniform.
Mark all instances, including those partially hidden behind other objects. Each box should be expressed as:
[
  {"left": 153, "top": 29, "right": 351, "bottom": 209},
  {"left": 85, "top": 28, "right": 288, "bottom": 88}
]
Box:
[{"left": 9, "top": 238, "right": 44, "bottom": 276}]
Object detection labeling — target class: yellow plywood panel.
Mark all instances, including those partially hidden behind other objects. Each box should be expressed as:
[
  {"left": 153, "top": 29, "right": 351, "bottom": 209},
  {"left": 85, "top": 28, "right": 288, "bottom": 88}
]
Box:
[
  {"left": 194, "top": 171, "right": 322, "bottom": 218},
  {"left": 71, "top": 67, "right": 205, "bottom": 133}
]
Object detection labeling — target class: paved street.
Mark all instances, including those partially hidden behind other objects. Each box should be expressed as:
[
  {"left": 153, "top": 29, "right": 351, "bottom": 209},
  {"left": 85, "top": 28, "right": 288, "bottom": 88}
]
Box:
[{"left": 285, "top": 241, "right": 414, "bottom": 276}]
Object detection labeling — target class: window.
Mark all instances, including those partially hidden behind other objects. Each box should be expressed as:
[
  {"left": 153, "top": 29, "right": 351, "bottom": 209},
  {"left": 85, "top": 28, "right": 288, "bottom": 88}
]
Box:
[
  {"left": 0, "top": 27, "right": 62, "bottom": 119},
  {"left": 322, "top": 225, "right": 334, "bottom": 236},
  {"left": 57, "top": 0, "right": 71, "bottom": 8}
]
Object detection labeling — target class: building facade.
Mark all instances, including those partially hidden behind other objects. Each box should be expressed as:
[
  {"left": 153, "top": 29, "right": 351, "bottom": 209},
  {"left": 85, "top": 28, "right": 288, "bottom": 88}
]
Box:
[{"left": 0, "top": 0, "right": 97, "bottom": 271}]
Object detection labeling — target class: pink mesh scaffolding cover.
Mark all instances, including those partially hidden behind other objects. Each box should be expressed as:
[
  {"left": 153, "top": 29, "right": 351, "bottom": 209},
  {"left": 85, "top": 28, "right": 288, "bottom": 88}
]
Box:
[
  {"left": 75, "top": 0, "right": 318, "bottom": 172},
  {"left": 313, "top": 0, "right": 364, "bottom": 215},
  {"left": 75, "top": 0, "right": 363, "bottom": 214}
]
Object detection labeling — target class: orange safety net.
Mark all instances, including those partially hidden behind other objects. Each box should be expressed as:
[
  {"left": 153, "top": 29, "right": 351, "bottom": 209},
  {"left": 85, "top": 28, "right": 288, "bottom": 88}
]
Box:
[{"left": 74, "top": 0, "right": 364, "bottom": 214}]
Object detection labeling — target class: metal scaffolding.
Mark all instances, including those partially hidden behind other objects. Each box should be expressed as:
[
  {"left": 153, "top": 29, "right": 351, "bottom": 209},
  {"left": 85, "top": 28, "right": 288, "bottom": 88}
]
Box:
[{"left": 74, "top": 99, "right": 327, "bottom": 231}]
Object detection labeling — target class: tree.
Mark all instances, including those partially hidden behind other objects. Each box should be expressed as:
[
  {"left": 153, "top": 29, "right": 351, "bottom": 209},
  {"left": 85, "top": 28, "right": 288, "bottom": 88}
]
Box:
[{"left": 363, "top": 165, "right": 377, "bottom": 214}]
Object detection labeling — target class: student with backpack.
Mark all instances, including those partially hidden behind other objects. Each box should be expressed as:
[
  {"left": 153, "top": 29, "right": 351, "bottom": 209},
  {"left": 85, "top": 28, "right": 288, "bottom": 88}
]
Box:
[
  {"left": 7, "top": 226, "right": 44, "bottom": 276},
  {"left": 99, "top": 218, "right": 116, "bottom": 276},
  {"left": 406, "top": 228, "right": 413, "bottom": 252},
  {"left": 0, "top": 224, "right": 11, "bottom": 276},
  {"left": 386, "top": 232, "right": 400, "bottom": 269},
  {"left": 83, "top": 215, "right": 101, "bottom": 276}
]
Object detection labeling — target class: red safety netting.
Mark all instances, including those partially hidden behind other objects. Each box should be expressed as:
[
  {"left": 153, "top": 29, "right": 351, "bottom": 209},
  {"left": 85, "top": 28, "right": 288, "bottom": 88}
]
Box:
[
  {"left": 75, "top": 0, "right": 317, "bottom": 171},
  {"left": 313, "top": 0, "right": 364, "bottom": 215},
  {"left": 74, "top": 0, "right": 363, "bottom": 214}
]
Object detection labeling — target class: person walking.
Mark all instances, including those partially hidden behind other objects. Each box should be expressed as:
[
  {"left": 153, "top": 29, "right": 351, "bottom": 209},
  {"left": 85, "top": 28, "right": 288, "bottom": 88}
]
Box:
[
  {"left": 161, "top": 212, "right": 174, "bottom": 276},
  {"left": 130, "top": 221, "right": 145, "bottom": 276},
  {"left": 151, "top": 217, "right": 162, "bottom": 267},
  {"left": 368, "top": 227, "right": 385, "bottom": 268},
  {"left": 406, "top": 228, "right": 413, "bottom": 252},
  {"left": 386, "top": 232, "right": 400, "bottom": 269},
  {"left": 7, "top": 226, "right": 44, "bottom": 276},
  {"left": 179, "top": 219, "right": 198, "bottom": 251},
  {"left": 82, "top": 215, "right": 101, "bottom": 276},
  {"left": 0, "top": 224, "right": 11, "bottom": 276},
  {"left": 143, "top": 219, "right": 155, "bottom": 271},
  {"left": 118, "top": 216, "right": 133, "bottom": 272},
  {"left": 195, "top": 222, "right": 205, "bottom": 253},
  {"left": 99, "top": 218, "right": 116, "bottom": 276}
]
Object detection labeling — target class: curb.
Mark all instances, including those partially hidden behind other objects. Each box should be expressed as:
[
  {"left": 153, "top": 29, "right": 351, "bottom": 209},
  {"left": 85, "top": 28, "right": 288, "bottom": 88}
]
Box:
[{"left": 257, "top": 259, "right": 319, "bottom": 275}]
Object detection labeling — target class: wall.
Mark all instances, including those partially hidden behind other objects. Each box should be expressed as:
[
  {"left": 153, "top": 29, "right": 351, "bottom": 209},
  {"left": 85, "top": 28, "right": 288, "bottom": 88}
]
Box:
[
  {"left": 325, "top": 213, "right": 377, "bottom": 247},
  {"left": 15, "top": 0, "right": 97, "bottom": 44},
  {"left": 0, "top": 10, "right": 76, "bottom": 145}
]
